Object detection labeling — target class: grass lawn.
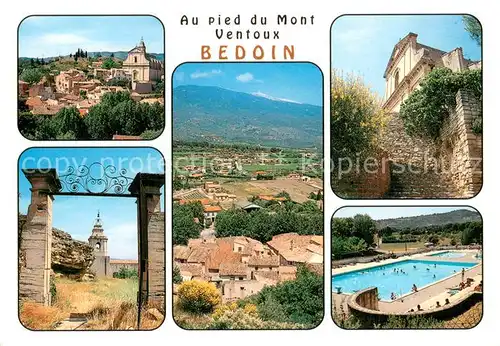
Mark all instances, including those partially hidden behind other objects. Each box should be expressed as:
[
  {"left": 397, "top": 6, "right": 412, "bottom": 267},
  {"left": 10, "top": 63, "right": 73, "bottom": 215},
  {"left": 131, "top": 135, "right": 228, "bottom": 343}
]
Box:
[{"left": 19, "top": 277, "right": 162, "bottom": 331}]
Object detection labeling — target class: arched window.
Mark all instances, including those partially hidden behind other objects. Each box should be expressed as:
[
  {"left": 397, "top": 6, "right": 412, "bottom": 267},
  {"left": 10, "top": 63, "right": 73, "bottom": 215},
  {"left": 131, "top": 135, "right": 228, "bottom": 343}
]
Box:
[
  {"left": 394, "top": 69, "right": 400, "bottom": 89},
  {"left": 95, "top": 242, "right": 101, "bottom": 249},
  {"left": 134, "top": 56, "right": 138, "bottom": 63}
]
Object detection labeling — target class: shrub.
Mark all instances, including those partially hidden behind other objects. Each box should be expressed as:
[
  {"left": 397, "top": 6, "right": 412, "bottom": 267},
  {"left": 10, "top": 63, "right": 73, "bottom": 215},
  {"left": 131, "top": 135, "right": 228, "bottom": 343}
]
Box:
[
  {"left": 113, "top": 267, "right": 138, "bottom": 279},
  {"left": 331, "top": 71, "right": 387, "bottom": 162},
  {"left": 177, "top": 280, "right": 221, "bottom": 314},
  {"left": 375, "top": 315, "right": 444, "bottom": 329},
  {"left": 173, "top": 265, "right": 183, "bottom": 284},
  {"left": 246, "top": 266, "right": 323, "bottom": 327},
  {"left": 400, "top": 68, "right": 482, "bottom": 139}
]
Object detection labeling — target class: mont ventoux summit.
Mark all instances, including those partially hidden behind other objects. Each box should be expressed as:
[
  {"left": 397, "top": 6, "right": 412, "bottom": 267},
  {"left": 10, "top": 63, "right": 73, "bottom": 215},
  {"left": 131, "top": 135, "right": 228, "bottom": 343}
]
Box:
[{"left": 173, "top": 85, "right": 322, "bottom": 148}]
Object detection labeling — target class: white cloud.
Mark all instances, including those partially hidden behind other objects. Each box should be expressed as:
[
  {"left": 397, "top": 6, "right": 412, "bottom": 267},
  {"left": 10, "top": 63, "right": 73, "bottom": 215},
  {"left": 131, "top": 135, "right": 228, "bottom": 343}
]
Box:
[
  {"left": 252, "top": 91, "right": 301, "bottom": 104},
  {"left": 236, "top": 72, "right": 255, "bottom": 83},
  {"left": 39, "top": 33, "right": 91, "bottom": 45},
  {"left": 190, "top": 69, "right": 222, "bottom": 79}
]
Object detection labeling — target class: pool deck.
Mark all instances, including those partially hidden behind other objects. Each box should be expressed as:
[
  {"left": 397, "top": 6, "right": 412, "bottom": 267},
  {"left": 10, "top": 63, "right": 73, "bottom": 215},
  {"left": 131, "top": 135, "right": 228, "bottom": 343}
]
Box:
[{"left": 332, "top": 250, "right": 482, "bottom": 314}]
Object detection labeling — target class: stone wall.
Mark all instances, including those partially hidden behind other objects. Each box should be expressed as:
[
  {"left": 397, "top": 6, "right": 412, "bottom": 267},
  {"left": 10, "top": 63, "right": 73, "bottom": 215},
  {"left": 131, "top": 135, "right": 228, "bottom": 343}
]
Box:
[
  {"left": 347, "top": 287, "right": 483, "bottom": 326},
  {"left": 147, "top": 212, "right": 165, "bottom": 306},
  {"left": 380, "top": 89, "right": 482, "bottom": 198},
  {"left": 438, "top": 90, "right": 482, "bottom": 197},
  {"left": 109, "top": 261, "right": 138, "bottom": 276},
  {"left": 332, "top": 151, "right": 391, "bottom": 198}
]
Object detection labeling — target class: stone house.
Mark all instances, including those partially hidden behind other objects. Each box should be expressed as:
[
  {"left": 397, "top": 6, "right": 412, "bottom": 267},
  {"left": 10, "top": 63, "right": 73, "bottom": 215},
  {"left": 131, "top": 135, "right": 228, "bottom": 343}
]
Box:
[
  {"left": 219, "top": 263, "right": 251, "bottom": 281},
  {"left": 203, "top": 205, "right": 222, "bottom": 226},
  {"left": 247, "top": 255, "right": 280, "bottom": 272},
  {"left": 267, "top": 233, "right": 324, "bottom": 266},
  {"left": 55, "top": 69, "right": 85, "bottom": 94},
  {"left": 221, "top": 280, "right": 266, "bottom": 302}
]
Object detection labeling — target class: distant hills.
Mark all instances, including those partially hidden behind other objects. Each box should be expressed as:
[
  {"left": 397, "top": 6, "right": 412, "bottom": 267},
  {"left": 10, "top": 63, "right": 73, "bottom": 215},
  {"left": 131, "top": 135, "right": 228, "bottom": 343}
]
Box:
[
  {"left": 376, "top": 209, "right": 481, "bottom": 229},
  {"left": 173, "top": 85, "right": 322, "bottom": 148},
  {"left": 19, "top": 51, "right": 164, "bottom": 61}
]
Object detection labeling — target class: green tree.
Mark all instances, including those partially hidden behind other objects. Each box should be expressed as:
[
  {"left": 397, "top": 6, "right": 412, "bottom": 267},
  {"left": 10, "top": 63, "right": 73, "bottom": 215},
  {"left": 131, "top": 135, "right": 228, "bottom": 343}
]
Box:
[
  {"left": 331, "top": 71, "right": 387, "bottom": 162},
  {"left": 102, "top": 57, "right": 120, "bottom": 69},
  {"left": 352, "top": 214, "right": 377, "bottom": 246},
  {"left": 20, "top": 68, "right": 43, "bottom": 85},
  {"left": 463, "top": 15, "right": 482, "bottom": 46},
  {"left": 54, "top": 107, "right": 88, "bottom": 139},
  {"left": 173, "top": 204, "right": 202, "bottom": 245}
]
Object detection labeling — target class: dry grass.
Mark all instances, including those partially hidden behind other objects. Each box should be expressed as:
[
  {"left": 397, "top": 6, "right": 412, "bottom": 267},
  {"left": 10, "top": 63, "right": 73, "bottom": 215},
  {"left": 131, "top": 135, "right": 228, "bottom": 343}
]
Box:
[
  {"left": 379, "top": 242, "right": 427, "bottom": 253},
  {"left": 20, "top": 277, "right": 163, "bottom": 331}
]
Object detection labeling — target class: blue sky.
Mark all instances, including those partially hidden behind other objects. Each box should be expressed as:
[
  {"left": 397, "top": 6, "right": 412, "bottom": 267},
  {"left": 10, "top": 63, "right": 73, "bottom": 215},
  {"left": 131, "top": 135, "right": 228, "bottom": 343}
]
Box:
[
  {"left": 173, "top": 63, "right": 323, "bottom": 106},
  {"left": 19, "top": 15, "right": 164, "bottom": 58},
  {"left": 331, "top": 15, "right": 482, "bottom": 97},
  {"left": 19, "top": 148, "right": 164, "bottom": 259},
  {"left": 334, "top": 206, "right": 479, "bottom": 220}
]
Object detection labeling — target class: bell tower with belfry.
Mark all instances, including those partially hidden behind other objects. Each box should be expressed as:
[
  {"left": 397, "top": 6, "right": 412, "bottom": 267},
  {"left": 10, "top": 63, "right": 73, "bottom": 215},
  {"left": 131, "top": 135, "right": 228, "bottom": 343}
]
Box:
[{"left": 88, "top": 211, "right": 111, "bottom": 277}]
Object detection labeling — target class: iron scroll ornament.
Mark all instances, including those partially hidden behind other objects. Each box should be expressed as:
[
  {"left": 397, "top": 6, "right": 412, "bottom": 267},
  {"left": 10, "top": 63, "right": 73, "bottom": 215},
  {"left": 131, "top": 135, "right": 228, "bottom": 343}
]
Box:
[{"left": 58, "top": 163, "right": 134, "bottom": 194}]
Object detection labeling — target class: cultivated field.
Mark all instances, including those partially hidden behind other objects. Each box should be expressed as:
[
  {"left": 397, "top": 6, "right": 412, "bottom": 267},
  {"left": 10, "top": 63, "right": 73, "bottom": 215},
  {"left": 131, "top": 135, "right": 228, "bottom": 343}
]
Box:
[{"left": 223, "top": 178, "right": 323, "bottom": 203}]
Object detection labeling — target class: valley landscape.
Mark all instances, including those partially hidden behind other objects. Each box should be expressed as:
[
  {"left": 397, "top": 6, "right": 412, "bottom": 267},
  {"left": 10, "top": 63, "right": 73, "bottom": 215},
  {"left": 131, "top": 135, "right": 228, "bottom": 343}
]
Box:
[{"left": 172, "top": 63, "right": 324, "bottom": 329}]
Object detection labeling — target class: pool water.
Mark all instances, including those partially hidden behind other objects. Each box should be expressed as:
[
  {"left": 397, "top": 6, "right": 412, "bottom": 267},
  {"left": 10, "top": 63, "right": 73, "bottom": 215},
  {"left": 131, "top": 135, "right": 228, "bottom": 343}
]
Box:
[
  {"left": 332, "top": 259, "right": 476, "bottom": 301},
  {"left": 430, "top": 251, "right": 467, "bottom": 258}
]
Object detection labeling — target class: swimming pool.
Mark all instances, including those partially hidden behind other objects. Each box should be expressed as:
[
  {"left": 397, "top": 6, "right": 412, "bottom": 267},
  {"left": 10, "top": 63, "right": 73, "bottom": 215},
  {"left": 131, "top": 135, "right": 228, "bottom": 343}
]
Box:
[
  {"left": 430, "top": 251, "right": 467, "bottom": 258},
  {"left": 332, "top": 259, "right": 476, "bottom": 301}
]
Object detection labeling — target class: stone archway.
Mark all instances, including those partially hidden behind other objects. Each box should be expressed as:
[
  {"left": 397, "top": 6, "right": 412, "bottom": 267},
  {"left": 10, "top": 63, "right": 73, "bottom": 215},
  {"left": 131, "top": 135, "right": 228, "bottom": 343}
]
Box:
[{"left": 19, "top": 168, "right": 165, "bottom": 319}]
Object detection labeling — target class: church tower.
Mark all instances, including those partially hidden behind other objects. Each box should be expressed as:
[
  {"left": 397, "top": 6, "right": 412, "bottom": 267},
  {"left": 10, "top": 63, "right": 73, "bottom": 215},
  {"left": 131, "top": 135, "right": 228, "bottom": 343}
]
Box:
[
  {"left": 88, "top": 211, "right": 108, "bottom": 257},
  {"left": 88, "top": 211, "right": 110, "bottom": 277}
]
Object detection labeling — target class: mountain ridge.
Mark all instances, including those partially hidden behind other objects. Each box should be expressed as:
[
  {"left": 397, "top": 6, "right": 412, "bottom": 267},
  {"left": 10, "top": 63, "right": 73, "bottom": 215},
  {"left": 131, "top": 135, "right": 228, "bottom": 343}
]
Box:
[
  {"left": 172, "top": 85, "right": 323, "bottom": 148},
  {"left": 375, "top": 209, "right": 481, "bottom": 229}
]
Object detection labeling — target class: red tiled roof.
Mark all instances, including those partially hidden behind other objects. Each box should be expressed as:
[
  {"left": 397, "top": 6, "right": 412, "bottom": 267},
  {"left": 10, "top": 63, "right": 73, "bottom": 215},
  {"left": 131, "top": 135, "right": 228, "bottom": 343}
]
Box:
[
  {"left": 112, "top": 135, "right": 142, "bottom": 140},
  {"left": 204, "top": 205, "right": 222, "bottom": 212}
]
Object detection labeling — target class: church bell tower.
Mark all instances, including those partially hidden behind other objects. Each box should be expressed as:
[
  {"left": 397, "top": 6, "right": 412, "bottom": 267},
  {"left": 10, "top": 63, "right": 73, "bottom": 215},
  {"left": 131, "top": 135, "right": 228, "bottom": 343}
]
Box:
[{"left": 88, "top": 211, "right": 108, "bottom": 257}]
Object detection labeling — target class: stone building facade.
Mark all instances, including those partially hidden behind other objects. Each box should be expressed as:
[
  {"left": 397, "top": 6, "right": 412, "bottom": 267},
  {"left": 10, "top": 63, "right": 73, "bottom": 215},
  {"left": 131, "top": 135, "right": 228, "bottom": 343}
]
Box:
[
  {"left": 383, "top": 32, "right": 481, "bottom": 113},
  {"left": 122, "top": 38, "right": 164, "bottom": 85},
  {"left": 379, "top": 33, "right": 482, "bottom": 198}
]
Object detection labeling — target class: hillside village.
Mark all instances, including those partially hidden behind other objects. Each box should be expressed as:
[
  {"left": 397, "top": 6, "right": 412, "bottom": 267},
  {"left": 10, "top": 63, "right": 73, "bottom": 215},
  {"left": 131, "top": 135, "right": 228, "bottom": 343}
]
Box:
[
  {"left": 18, "top": 38, "right": 165, "bottom": 140},
  {"left": 174, "top": 233, "right": 323, "bottom": 301}
]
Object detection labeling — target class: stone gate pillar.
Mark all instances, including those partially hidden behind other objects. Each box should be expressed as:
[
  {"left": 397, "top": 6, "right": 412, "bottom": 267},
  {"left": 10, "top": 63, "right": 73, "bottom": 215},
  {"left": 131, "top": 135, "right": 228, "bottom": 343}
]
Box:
[
  {"left": 19, "top": 169, "right": 61, "bottom": 306},
  {"left": 129, "top": 173, "right": 165, "bottom": 309}
]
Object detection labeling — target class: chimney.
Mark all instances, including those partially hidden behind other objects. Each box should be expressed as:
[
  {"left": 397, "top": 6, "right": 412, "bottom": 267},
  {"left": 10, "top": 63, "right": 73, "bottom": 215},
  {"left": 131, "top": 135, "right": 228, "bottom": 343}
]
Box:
[{"left": 290, "top": 240, "right": 294, "bottom": 251}]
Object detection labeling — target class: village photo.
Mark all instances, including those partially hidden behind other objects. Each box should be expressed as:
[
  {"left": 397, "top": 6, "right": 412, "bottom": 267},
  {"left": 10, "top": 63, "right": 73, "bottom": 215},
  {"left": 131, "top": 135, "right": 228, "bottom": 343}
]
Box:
[
  {"left": 331, "top": 14, "right": 483, "bottom": 198},
  {"left": 18, "top": 15, "right": 165, "bottom": 140},
  {"left": 172, "top": 62, "right": 324, "bottom": 329},
  {"left": 332, "top": 206, "right": 483, "bottom": 329},
  {"left": 18, "top": 147, "right": 165, "bottom": 330}
]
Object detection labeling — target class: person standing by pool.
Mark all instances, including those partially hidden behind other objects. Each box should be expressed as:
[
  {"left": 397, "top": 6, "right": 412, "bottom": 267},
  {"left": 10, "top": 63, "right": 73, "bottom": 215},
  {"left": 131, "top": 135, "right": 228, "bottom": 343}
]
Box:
[
  {"left": 461, "top": 268, "right": 465, "bottom": 282},
  {"left": 412, "top": 284, "right": 418, "bottom": 293}
]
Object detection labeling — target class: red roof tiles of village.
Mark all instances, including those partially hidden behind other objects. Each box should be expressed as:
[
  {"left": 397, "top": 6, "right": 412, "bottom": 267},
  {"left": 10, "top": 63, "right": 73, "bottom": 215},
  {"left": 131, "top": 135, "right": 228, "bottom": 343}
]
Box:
[
  {"left": 112, "top": 135, "right": 142, "bottom": 140},
  {"left": 203, "top": 205, "right": 222, "bottom": 212}
]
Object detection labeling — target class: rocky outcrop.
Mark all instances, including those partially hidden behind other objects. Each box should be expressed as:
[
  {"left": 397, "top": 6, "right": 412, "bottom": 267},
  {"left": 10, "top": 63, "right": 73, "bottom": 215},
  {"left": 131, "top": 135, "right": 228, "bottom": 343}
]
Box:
[{"left": 51, "top": 228, "right": 94, "bottom": 274}]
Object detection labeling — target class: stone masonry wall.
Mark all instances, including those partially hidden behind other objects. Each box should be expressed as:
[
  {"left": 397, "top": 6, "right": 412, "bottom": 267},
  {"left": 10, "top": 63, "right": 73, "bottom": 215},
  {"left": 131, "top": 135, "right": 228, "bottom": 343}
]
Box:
[
  {"left": 438, "top": 90, "right": 482, "bottom": 197},
  {"left": 381, "top": 89, "right": 482, "bottom": 198},
  {"left": 332, "top": 151, "right": 391, "bottom": 198},
  {"left": 147, "top": 211, "right": 165, "bottom": 308},
  {"left": 19, "top": 192, "right": 53, "bottom": 305}
]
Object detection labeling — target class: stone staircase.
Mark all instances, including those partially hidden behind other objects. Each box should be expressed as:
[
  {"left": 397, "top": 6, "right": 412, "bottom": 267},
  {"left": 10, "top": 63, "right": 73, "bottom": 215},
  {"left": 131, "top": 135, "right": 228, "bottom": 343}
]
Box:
[{"left": 385, "top": 162, "right": 459, "bottom": 198}]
